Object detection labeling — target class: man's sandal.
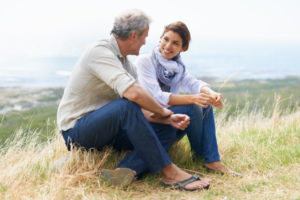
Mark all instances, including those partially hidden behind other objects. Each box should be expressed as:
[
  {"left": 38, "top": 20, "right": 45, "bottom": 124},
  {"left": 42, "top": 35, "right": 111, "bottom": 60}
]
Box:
[
  {"left": 100, "top": 168, "right": 135, "bottom": 187},
  {"left": 161, "top": 175, "right": 210, "bottom": 191}
]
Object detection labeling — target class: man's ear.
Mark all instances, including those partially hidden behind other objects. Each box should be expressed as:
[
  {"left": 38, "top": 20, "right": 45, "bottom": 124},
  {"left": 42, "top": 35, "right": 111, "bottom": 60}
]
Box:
[{"left": 129, "top": 32, "right": 138, "bottom": 40}]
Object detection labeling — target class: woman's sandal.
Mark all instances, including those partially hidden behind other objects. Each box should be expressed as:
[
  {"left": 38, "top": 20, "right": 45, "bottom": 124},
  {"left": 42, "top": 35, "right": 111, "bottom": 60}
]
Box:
[
  {"left": 161, "top": 175, "right": 210, "bottom": 191},
  {"left": 100, "top": 168, "right": 136, "bottom": 187}
]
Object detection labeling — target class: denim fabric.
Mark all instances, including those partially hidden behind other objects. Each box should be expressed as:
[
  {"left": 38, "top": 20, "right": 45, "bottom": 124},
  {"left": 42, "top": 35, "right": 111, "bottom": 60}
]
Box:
[
  {"left": 116, "top": 122, "right": 177, "bottom": 175},
  {"left": 118, "top": 104, "right": 221, "bottom": 175},
  {"left": 62, "top": 98, "right": 174, "bottom": 174},
  {"left": 169, "top": 105, "right": 221, "bottom": 164}
]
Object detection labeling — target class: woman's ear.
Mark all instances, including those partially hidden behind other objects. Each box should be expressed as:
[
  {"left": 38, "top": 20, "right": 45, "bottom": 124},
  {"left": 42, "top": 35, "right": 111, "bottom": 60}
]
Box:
[{"left": 181, "top": 46, "right": 188, "bottom": 52}]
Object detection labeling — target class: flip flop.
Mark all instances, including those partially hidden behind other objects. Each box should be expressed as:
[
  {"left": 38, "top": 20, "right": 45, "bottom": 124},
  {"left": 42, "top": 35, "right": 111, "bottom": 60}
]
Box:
[
  {"left": 100, "top": 168, "right": 135, "bottom": 187},
  {"left": 161, "top": 175, "right": 210, "bottom": 191},
  {"left": 203, "top": 165, "right": 243, "bottom": 177}
]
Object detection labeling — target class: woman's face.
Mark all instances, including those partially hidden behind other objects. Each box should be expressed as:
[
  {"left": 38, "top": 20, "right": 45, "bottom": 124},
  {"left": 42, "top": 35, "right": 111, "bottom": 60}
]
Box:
[{"left": 159, "top": 31, "right": 184, "bottom": 59}]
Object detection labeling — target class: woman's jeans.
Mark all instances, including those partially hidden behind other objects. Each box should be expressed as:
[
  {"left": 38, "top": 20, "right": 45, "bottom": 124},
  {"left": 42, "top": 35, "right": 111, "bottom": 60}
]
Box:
[
  {"left": 62, "top": 98, "right": 176, "bottom": 176},
  {"left": 169, "top": 105, "right": 221, "bottom": 164}
]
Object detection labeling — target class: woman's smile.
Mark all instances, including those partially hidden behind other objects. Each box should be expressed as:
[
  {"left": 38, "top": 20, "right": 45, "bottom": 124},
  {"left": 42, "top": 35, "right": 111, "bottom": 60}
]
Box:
[{"left": 159, "top": 31, "right": 183, "bottom": 59}]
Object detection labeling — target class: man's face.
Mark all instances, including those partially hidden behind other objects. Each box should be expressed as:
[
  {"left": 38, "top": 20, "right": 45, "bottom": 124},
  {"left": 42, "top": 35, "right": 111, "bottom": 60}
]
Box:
[{"left": 129, "top": 25, "right": 149, "bottom": 56}]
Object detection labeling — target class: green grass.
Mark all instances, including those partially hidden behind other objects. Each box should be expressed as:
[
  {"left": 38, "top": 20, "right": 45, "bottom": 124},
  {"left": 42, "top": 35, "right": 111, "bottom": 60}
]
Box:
[
  {"left": 1, "top": 77, "right": 300, "bottom": 145},
  {"left": 0, "top": 106, "right": 57, "bottom": 144},
  {"left": 0, "top": 106, "right": 299, "bottom": 199},
  {"left": 0, "top": 77, "right": 300, "bottom": 199},
  {"left": 213, "top": 77, "right": 300, "bottom": 117}
]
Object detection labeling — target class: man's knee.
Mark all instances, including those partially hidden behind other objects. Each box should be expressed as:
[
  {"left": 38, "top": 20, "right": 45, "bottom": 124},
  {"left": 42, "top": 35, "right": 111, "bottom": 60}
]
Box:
[
  {"left": 117, "top": 98, "right": 140, "bottom": 110},
  {"left": 116, "top": 98, "right": 144, "bottom": 122}
]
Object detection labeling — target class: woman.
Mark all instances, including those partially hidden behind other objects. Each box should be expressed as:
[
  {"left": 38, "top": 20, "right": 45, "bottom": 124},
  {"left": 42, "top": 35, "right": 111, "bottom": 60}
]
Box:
[{"left": 136, "top": 21, "right": 241, "bottom": 175}]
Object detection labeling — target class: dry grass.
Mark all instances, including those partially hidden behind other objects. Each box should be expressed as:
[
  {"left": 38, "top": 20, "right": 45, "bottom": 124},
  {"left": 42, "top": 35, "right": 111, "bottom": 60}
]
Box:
[{"left": 1, "top": 104, "right": 300, "bottom": 200}]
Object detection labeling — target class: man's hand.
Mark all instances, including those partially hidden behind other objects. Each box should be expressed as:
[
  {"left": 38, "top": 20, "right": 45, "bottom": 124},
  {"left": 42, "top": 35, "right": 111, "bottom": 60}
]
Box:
[
  {"left": 169, "top": 114, "right": 190, "bottom": 130},
  {"left": 142, "top": 109, "right": 189, "bottom": 130},
  {"left": 151, "top": 107, "right": 173, "bottom": 119},
  {"left": 160, "top": 107, "right": 173, "bottom": 117}
]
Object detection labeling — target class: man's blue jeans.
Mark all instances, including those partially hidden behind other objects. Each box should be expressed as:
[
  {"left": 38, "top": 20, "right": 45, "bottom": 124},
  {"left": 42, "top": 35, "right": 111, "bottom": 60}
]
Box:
[
  {"left": 62, "top": 98, "right": 176, "bottom": 175},
  {"left": 170, "top": 104, "right": 221, "bottom": 164}
]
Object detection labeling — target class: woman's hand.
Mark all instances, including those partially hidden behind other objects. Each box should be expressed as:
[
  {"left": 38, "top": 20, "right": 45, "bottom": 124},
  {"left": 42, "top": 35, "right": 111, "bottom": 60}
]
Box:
[
  {"left": 190, "top": 93, "right": 214, "bottom": 108},
  {"left": 200, "top": 86, "right": 223, "bottom": 109},
  {"left": 209, "top": 91, "right": 223, "bottom": 109}
]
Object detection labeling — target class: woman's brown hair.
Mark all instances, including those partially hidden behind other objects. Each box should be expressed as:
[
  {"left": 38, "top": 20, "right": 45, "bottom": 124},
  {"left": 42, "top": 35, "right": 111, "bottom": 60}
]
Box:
[{"left": 161, "top": 21, "right": 191, "bottom": 51}]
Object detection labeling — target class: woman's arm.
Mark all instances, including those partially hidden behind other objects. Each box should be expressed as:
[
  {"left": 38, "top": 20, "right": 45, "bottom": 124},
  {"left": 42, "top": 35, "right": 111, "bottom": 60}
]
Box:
[
  {"left": 170, "top": 68, "right": 223, "bottom": 108},
  {"left": 168, "top": 93, "right": 213, "bottom": 108},
  {"left": 168, "top": 86, "right": 223, "bottom": 108},
  {"left": 166, "top": 70, "right": 218, "bottom": 107},
  {"left": 136, "top": 55, "right": 222, "bottom": 108},
  {"left": 180, "top": 71, "right": 209, "bottom": 94}
]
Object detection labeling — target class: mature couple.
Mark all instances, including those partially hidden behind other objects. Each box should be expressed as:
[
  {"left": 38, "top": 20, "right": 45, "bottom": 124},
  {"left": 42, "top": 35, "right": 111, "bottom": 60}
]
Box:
[{"left": 57, "top": 9, "right": 240, "bottom": 191}]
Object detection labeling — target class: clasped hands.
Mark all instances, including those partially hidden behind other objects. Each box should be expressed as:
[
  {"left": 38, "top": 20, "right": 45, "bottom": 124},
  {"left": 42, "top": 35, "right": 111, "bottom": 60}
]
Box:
[{"left": 191, "top": 91, "right": 223, "bottom": 109}]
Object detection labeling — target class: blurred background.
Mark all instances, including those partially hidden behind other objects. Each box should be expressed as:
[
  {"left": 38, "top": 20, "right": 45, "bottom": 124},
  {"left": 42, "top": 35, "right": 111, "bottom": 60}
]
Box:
[{"left": 1, "top": 0, "right": 300, "bottom": 87}]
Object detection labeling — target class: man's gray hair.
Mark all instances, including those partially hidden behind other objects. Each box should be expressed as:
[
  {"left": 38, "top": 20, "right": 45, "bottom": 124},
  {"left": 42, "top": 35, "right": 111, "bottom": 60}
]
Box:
[{"left": 111, "top": 9, "right": 152, "bottom": 40}]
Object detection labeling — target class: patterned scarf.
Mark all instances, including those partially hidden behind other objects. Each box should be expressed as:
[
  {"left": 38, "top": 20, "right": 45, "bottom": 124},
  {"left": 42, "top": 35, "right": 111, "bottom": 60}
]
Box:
[{"left": 151, "top": 46, "right": 185, "bottom": 92}]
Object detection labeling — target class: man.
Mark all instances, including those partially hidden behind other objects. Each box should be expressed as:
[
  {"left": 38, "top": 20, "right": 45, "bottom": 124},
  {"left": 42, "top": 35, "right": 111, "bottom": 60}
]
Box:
[{"left": 57, "top": 9, "right": 210, "bottom": 191}]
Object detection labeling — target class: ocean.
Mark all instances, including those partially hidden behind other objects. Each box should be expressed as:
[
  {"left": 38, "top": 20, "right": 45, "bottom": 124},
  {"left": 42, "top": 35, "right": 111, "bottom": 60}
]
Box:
[{"left": 1, "top": 42, "right": 300, "bottom": 87}]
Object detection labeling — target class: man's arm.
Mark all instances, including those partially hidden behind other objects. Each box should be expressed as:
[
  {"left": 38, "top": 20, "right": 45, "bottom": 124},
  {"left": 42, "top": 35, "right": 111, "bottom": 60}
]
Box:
[
  {"left": 142, "top": 109, "right": 190, "bottom": 131},
  {"left": 123, "top": 83, "right": 172, "bottom": 117}
]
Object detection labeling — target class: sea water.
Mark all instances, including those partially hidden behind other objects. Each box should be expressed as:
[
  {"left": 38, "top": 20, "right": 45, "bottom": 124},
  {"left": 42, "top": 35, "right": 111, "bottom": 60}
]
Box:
[{"left": 1, "top": 42, "right": 299, "bottom": 87}]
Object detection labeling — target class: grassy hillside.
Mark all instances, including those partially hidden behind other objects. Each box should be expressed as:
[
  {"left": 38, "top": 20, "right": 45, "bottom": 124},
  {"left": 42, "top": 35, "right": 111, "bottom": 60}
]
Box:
[
  {"left": 0, "top": 98, "right": 299, "bottom": 199},
  {"left": 0, "top": 88, "right": 63, "bottom": 143},
  {"left": 0, "top": 77, "right": 300, "bottom": 199},
  {"left": 1, "top": 77, "right": 300, "bottom": 143},
  {"left": 212, "top": 77, "right": 300, "bottom": 118}
]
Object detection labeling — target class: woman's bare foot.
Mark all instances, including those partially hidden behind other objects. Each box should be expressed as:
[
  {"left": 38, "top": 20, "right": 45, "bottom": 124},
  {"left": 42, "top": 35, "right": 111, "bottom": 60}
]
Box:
[
  {"left": 161, "top": 163, "right": 210, "bottom": 190},
  {"left": 204, "top": 161, "right": 242, "bottom": 176},
  {"left": 204, "top": 161, "right": 231, "bottom": 173}
]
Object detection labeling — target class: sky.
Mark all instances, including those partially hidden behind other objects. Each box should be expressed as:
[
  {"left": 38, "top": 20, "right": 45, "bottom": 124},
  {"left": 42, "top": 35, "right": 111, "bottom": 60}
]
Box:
[{"left": 1, "top": 0, "right": 300, "bottom": 57}]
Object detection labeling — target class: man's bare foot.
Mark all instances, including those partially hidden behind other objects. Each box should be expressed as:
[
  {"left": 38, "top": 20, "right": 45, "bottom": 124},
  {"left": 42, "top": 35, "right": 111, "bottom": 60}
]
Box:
[
  {"left": 161, "top": 163, "right": 210, "bottom": 191},
  {"left": 204, "top": 161, "right": 242, "bottom": 176}
]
